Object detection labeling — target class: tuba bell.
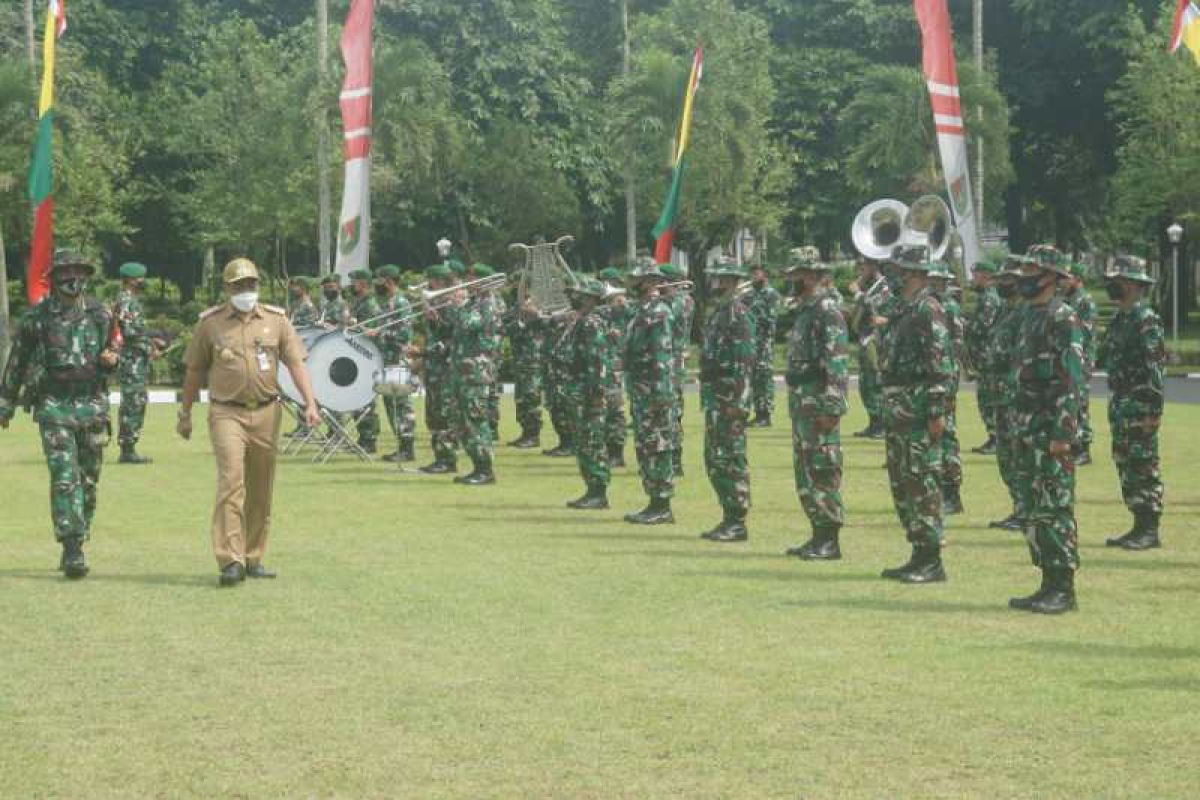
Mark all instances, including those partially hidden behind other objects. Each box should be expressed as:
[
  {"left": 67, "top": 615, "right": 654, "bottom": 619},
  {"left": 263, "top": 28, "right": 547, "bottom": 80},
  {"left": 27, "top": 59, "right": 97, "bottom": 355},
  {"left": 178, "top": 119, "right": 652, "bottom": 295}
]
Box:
[
  {"left": 851, "top": 195, "right": 954, "bottom": 262},
  {"left": 902, "top": 195, "right": 953, "bottom": 261}
]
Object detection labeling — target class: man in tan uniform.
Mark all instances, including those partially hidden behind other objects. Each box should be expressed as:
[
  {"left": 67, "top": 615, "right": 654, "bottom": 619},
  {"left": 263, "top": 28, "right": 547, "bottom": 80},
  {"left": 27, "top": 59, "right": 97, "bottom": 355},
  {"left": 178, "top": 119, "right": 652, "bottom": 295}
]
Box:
[{"left": 178, "top": 258, "right": 320, "bottom": 586}]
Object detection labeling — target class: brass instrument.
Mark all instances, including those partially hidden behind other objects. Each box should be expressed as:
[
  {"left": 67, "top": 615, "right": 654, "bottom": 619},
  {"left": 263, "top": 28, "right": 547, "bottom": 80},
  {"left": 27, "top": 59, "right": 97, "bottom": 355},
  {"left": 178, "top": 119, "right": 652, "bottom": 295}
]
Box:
[
  {"left": 851, "top": 195, "right": 953, "bottom": 262},
  {"left": 657, "top": 279, "right": 694, "bottom": 292},
  {"left": 345, "top": 273, "right": 508, "bottom": 336}
]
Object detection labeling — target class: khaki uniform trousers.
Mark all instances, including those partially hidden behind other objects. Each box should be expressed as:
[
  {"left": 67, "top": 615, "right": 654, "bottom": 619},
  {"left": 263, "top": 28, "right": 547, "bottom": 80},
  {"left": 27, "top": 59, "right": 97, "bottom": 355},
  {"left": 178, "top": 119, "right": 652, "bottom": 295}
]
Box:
[{"left": 208, "top": 401, "right": 282, "bottom": 568}]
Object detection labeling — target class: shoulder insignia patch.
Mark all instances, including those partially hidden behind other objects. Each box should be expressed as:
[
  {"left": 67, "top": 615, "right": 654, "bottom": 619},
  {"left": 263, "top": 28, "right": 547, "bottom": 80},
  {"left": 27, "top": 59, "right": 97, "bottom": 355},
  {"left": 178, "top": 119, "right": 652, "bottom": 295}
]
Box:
[
  {"left": 198, "top": 305, "right": 224, "bottom": 320},
  {"left": 261, "top": 304, "right": 287, "bottom": 316}
]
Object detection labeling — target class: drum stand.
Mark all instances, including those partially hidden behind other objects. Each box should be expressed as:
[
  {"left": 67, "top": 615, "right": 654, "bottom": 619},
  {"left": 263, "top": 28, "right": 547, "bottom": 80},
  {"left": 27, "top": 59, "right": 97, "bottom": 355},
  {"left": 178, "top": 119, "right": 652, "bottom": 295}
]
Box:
[
  {"left": 279, "top": 400, "right": 332, "bottom": 455},
  {"left": 312, "top": 407, "right": 373, "bottom": 463}
]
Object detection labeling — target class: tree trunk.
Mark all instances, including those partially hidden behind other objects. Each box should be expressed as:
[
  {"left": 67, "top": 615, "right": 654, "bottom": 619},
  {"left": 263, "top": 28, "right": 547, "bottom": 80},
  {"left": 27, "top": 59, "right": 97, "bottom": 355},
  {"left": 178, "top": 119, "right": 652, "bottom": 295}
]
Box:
[
  {"left": 317, "top": 0, "right": 332, "bottom": 276},
  {"left": 25, "top": 0, "right": 37, "bottom": 108},
  {"left": 622, "top": 0, "right": 636, "bottom": 265}
]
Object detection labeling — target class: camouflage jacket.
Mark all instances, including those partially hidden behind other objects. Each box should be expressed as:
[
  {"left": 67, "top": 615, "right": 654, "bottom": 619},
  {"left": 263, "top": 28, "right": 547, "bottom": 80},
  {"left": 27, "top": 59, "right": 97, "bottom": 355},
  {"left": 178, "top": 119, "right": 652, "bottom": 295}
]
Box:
[
  {"left": 479, "top": 293, "right": 505, "bottom": 361},
  {"left": 986, "top": 299, "right": 1027, "bottom": 386},
  {"left": 289, "top": 298, "right": 320, "bottom": 328},
  {"left": 115, "top": 289, "right": 152, "bottom": 358},
  {"left": 850, "top": 276, "right": 890, "bottom": 344},
  {"left": 965, "top": 286, "right": 1001, "bottom": 372},
  {"left": 666, "top": 293, "right": 694, "bottom": 368},
  {"left": 1063, "top": 285, "right": 1098, "bottom": 365},
  {"left": 424, "top": 303, "right": 459, "bottom": 374},
  {"left": 349, "top": 294, "right": 381, "bottom": 328},
  {"left": 785, "top": 291, "right": 850, "bottom": 417},
  {"left": 880, "top": 288, "right": 954, "bottom": 416},
  {"left": 1012, "top": 297, "right": 1085, "bottom": 443},
  {"left": 745, "top": 284, "right": 780, "bottom": 355},
  {"left": 625, "top": 296, "right": 675, "bottom": 405},
  {"left": 1097, "top": 300, "right": 1165, "bottom": 418},
  {"left": 873, "top": 284, "right": 906, "bottom": 374},
  {"left": 601, "top": 299, "right": 634, "bottom": 374},
  {"left": 318, "top": 296, "right": 350, "bottom": 327},
  {"left": 938, "top": 290, "right": 965, "bottom": 375},
  {"left": 700, "top": 293, "right": 756, "bottom": 413},
  {"left": 451, "top": 295, "right": 501, "bottom": 385},
  {"left": 376, "top": 293, "right": 413, "bottom": 362},
  {"left": 0, "top": 295, "right": 113, "bottom": 427},
  {"left": 503, "top": 304, "right": 543, "bottom": 367},
  {"left": 566, "top": 308, "right": 612, "bottom": 408}
]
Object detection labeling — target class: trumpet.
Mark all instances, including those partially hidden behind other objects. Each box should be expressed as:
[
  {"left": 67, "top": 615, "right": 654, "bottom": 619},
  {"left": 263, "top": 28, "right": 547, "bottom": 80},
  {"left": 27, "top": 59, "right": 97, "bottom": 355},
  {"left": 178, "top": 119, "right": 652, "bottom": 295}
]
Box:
[
  {"left": 405, "top": 280, "right": 429, "bottom": 296},
  {"left": 657, "top": 279, "right": 694, "bottom": 292},
  {"left": 347, "top": 273, "right": 508, "bottom": 334}
]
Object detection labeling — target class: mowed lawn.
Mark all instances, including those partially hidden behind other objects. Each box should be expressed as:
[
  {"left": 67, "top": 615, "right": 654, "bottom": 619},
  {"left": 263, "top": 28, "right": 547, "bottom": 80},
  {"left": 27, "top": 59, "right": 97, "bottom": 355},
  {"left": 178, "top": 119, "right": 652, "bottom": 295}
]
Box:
[{"left": 1, "top": 391, "right": 1197, "bottom": 799}]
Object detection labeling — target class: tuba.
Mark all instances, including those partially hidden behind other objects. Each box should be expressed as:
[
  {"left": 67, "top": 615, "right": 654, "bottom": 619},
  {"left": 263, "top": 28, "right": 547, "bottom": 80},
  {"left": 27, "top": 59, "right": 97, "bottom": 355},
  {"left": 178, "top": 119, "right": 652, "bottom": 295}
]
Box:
[{"left": 851, "top": 195, "right": 953, "bottom": 262}]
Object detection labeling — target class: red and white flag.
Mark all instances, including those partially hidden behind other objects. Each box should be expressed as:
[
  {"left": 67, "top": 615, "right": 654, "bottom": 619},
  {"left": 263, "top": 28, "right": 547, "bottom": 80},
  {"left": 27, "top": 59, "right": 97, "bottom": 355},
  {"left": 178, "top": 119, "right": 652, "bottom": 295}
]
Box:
[
  {"left": 914, "top": 0, "right": 982, "bottom": 276},
  {"left": 334, "top": 0, "right": 374, "bottom": 277}
]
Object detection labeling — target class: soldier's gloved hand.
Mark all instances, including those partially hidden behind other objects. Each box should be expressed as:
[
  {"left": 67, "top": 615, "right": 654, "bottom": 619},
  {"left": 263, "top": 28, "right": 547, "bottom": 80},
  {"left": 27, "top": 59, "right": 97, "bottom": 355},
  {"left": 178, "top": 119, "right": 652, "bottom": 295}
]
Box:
[
  {"left": 927, "top": 416, "right": 946, "bottom": 440},
  {"left": 176, "top": 413, "right": 193, "bottom": 440}
]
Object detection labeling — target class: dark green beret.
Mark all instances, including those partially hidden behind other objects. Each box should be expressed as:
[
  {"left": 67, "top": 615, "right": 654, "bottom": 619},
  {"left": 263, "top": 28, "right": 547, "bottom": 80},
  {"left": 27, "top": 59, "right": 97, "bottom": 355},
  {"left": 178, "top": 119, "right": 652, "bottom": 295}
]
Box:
[
  {"left": 447, "top": 259, "right": 467, "bottom": 276},
  {"left": 469, "top": 263, "right": 495, "bottom": 278},
  {"left": 426, "top": 263, "right": 453, "bottom": 280},
  {"left": 658, "top": 262, "right": 683, "bottom": 279},
  {"left": 320, "top": 274, "right": 342, "bottom": 286},
  {"left": 119, "top": 262, "right": 147, "bottom": 279},
  {"left": 972, "top": 260, "right": 1000, "bottom": 275},
  {"left": 348, "top": 269, "right": 373, "bottom": 281},
  {"left": 375, "top": 265, "right": 401, "bottom": 281},
  {"left": 598, "top": 267, "right": 622, "bottom": 282}
]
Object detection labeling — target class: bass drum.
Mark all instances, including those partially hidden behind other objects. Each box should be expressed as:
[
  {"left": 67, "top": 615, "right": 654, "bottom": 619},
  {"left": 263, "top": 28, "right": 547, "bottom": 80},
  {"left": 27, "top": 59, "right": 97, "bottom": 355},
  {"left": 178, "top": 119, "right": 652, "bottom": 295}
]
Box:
[
  {"left": 278, "top": 326, "right": 328, "bottom": 407},
  {"left": 301, "top": 329, "right": 383, "bottom": 414}
]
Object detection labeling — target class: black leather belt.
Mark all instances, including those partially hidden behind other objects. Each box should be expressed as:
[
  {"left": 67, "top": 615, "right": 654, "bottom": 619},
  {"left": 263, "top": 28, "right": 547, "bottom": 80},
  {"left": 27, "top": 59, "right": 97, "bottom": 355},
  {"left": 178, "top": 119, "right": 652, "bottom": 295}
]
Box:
[{"left": 213, "top": 395, "right": 278, "bottom": 410}]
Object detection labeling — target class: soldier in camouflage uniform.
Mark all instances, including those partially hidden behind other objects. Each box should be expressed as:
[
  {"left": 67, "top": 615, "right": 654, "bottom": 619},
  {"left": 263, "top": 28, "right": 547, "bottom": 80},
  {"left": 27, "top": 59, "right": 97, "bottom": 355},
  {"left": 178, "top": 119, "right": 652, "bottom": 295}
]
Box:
[
  {"left": 848, "top": 257, "right": 889, "bottom": 439},
  {"left": 1006, "top": 246, "right": 1085, "bottom": 614},
  {"left": 416, "top": 263, "right": 461, "bottom": 473},
  {"left": 1, "top": 249, "right": 120, "bottom": 578},
  {"left": 659, "top": 261, "right": 693, "bottom": 476},
  {"left": 780, "top": 251, "right": 850, "bottom": 560},
  {"left": 623, "top": 258, "right": 676, "bottom": 524},
  {"left": 927, "top": 261, "right": 965, "bottom": 514},
  {"left": 288, "top": 276, "right": 320, "bottom": 327},
  {"left": 696, "top": 257, "right": 756, "bottom": 542},
  {"left": 469, "top": 263, "right": 505, "bottom": 440},
  {"left": 987, "top": 258, "right": 1032, "bottom": 531},
  {"left": 965, "top": 260, "right": 1002, "bottom": 453},
  {"left": 744, "top": 263, "right": 780, "bottom": 428},
  {"left": 503, "top": 292, "right": 544, "bottom": 448},
  {"left": 541, "top": 310, "right": 576, "bottom": 457},
  {"left": 371, "top": 265, "right": 416, "bottom": 462},
  {"left": 599, "top": 267, "right": 631, "bottom": 467},
  {"left": 114, "top": 261, "right": 155, "bottom": 464},
  {"left": 346, "top": 269, "right": 382, "bottom": 453},
  {"left": 562, "top": 278, "right": 613, "bottom": 508},
  {"left": 449, "top": 269, "right": 501, "bottom": 485},
  {"left": 1063, "top": 260, "right": 1098, "bottom": 465},
  {"left": 1098, "top": 255, "right": 1166, "bottom": 551},
  {"left": 878, "top": 253, "right": 953, "bottom": 584},
  {"left": 318, "top": 273, "right": 350, "bottom": 328}
]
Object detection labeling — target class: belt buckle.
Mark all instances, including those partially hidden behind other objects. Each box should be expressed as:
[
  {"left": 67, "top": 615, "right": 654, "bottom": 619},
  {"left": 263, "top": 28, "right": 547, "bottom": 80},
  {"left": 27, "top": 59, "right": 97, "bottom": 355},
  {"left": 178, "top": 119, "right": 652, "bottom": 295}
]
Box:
[{"left": 246, "top": 399, "right": 259, "bottom": 411}]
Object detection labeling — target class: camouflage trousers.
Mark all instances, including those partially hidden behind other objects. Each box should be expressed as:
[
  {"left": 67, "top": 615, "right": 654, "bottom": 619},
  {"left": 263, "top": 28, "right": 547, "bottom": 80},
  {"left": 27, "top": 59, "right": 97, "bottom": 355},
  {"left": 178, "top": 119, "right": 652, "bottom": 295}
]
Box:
[
  {"left": 1014, "top": 413, "right": 1078, "bottom": 572},
  {"left": 788, "top": 398, "right": 844, "bottom": 529},
  {"left": 605, "top": 373, "right": 627, "bottom": 451},
  {"left": 751, "top": 347, "right": 775, "bottom": 416},
  {"left": 858, "top": 360, "right": 884, "bottom": 423},
  {"left": 882, "top": 388, "right": 944, "bottom": 546},
  {"left": 704, "top": 406, "right": 750, "bottom": 520},
  {"left": 629, "top": 397, "right": 674, "bottom": 500},
  {"left": 544, "top": 364, "right": 575, "bottom": 443},
  {"left": 996, "top": 404, "right": 1029, "bottom": 517},
  {"left": 118, "top": 380, "right": 148, "bottom": 447},
  {"left": 381, "top": 394, "right": 416, "bottom": 446},
  {"left": 457, "top": 380, "right": 494, "bottom": 469},
  {"left": 570, "top": 391, "right": 610, "bottom": 488},
  {"left": 356, "top": 403, "right": 380, "bottom": 445},
  {"left": 40, "top": 419, "right": 108, "bottom": 542},
  {"left": 940, "top": 385, "right": 962, "bottom": 491},
  {"left": 425, "top": 365, "right": 459, "bottom": 464},
  {"left": 671, "top": 362, "right": 686, "bottom": 470},
  {"left": 976, "top": 374, "right": 1000, "bottom": 437},
  {"left": 1078, "top": 365, "right": 1093, "bottom": 448},
  {"left": 488, "top": 384, "right": 501, "bottom": 439},
  {"left": 513, "top": 366, "right": 543, "bottom": 438},
  {"left": 1109, "top": 403, "right": 1163, "bottom": 516}
]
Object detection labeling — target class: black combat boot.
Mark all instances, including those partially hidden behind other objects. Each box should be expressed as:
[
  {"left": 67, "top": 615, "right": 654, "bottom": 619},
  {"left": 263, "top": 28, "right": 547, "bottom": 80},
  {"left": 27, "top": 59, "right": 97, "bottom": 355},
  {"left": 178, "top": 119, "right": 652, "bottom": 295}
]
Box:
[
  {"left": 701, "top": 513, "right": 748, "bottom": 542},
  {"left": 543, "top": 438, "right": 574, "bottom": 457},
  {"left": 1008, "top": 572, "right": 1051, "bottom": 611},
  {"left": 567, "top": 484, "right": 609, "bottom": 509},
  {"left": 62, "top": 538, "right": 89, "bottom": 580},
  {"left": 455, "top": 456, "right": 495, "bottom": 485},
  {"left": 897, "top": 544, "right": 946, "bottom": 584},
  {"left": 881, "top": 546, "right": 920, "bottom": 580},
  {"left": 853, "top": 423, "right": 873, "bottom": 438},
  {"left": 1115, "top": 511, "right": 1161, "bottom": 551},
  {"left": 941, "top": 485, "right": 964, "bottom": 515},
  {"left": 866, "top": 417, "right": 886, "bottom": 439},
  {"left": 624, "top": 497, "right": 674, "bottom": 525},
  {"left": 672, "top": 450, "right": 684, "bottom": 477},
  {"left": 972, "top": 435, "right": 997, "bottom": 455},
  {"left": 988, "top": 512, "right": 1023, "bottom": 531},
  {"left": 1075, "top": 447, "right": 1092, "bottom": 466},
  {"left": 1104, "top": 517, "right": 1138, "bottom": 548},
  {"left": 607, "top": 444, "right": 625, "bottom": 468},
  {"left": 399, "top": 439, "right": 415, "bottom": 462},
  {"left": 1029, "top": 569, "right": 1077, "bottom": 614},
  {"left": 119, "top": 444, "right": 152, "bottom": 464},
  {"left": 509, "top": 431, "right": 540, "bottom": 448},
  {"left": 752, "top": 410, "right": 771, "bottom": 428},
  {"left": 358, "top": 439, "right": 377, "bottom": 455},
  {"left": 787, "top": 526, "right": 842, "bottom": 561},
  {"left": 419, "top": 459, "right": 457, "bottom": 474}
]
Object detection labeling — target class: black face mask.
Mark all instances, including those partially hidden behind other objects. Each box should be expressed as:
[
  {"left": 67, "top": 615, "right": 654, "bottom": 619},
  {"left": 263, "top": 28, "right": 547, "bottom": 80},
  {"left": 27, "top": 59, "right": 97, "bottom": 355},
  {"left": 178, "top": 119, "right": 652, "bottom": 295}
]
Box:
[
  {"left": 323, "top": 289, "right": 339, "bottom": 300},
  {"left": 1017, "top": 274, "right": 1046, "bottom": 299},
  {"left": 997, "top": 282, "right": 1016, "bottom": 300},
  {"left": 1105, "top": 282, "right": 1125, "bottom": 302},
  {"left": 57, "top": 278, "right": 86, "bottom": 298}
]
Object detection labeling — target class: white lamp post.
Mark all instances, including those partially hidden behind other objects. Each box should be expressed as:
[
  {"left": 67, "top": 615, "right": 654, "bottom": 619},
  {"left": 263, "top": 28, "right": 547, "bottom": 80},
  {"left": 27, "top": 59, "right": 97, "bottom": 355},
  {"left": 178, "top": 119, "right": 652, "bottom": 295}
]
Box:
[
  {"left": 436, "top": 237, "right": 452, "bottom": 263},
  {"left": 1167, "top": 222, "right": 1183, "bottom": 344}
]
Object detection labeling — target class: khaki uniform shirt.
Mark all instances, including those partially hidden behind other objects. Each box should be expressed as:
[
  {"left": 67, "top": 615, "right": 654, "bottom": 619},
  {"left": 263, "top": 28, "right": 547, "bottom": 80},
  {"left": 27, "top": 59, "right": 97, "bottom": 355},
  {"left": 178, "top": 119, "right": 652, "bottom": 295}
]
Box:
[{"left": 184, "top": 303, "right": 306, "bottom": 405}]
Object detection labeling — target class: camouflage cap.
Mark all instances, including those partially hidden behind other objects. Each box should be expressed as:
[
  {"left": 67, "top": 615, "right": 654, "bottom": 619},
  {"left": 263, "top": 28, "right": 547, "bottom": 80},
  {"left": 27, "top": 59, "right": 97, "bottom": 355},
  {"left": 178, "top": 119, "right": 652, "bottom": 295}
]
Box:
[
  {"left": 889, "top": 243, "right": 930, "bottom": 268},
  {"left": 447, "top": 259, "right": 467, "bottom": 276},
  {"left": 469, "top": 263, "right": 495, "bottom": 278},
  {"left": 290, "top": 276, "right": 315, "bottom": 291},
  {"left": 51, "top": 248, "right": 96, "bottom": 276},
  {"left": 320, "top": 273, "right": 342, "bottom": 287},
  {"left": 972, "top": 259, "right": 1001, "bottom": 275},
  {"left": 705, "top": 255, "right": 748, "bottom": 279},
  {"left": 374, "top": 264, "right": 401, "bottom": 281},
  {"left": 119, "top": 261, "right": 147, "bottom": 280},
  {"left": 999, "top": 254, "right": 1031, "bottom": 276},
  {"left": 1026, "top": 244, "right": 1072, "bottom": 277},
  {"left": 222, "top": 257, "right": 259, "bottom": 283},
  {"left": 628, "top": 255, "right": 665, "bottom": 280},
  {"left": 425, "top": 263, "right": 453, "bottom": 281},
  {"left": 598, "top": 267, "right": 623, "bottom": 282},
  {"left": 1068, "top": 261, "right": 1088, "bottom": 279},
  {"left": 658, "top": 261, "right": 684, "bottom": 279},
  {"left": 348, "top": 269, "right": 373, "bottom": 282},
  {"left": 785, "top": 246, "right": 831, "bottom": 274},
  {"left": 926, "top": 261, "right": 955, "bottom": 280},
  {"left": 1105, "top": 254, "right": 1155, "bottom": 284}
]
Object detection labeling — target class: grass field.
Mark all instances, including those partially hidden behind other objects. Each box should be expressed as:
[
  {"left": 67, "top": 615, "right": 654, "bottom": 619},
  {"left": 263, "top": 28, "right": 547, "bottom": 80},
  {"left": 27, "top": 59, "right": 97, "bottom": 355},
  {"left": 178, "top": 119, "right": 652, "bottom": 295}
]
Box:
[{"left": 1, "top": 393, "right": 1197, "bottom": 798}]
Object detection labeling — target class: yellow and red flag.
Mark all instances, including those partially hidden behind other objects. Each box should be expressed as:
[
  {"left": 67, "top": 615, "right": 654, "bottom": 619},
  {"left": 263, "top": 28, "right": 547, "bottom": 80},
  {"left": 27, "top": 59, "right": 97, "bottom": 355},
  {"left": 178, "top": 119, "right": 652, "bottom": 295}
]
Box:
[
  {"left": 651, "top": 45, "right": 703, "bottom": 265},
  {"left": 26, "top": 0, "right": 67, "bottom": 304},
  {"left": 1170, "top": 0, "right": 1200, "bottom": 64}
]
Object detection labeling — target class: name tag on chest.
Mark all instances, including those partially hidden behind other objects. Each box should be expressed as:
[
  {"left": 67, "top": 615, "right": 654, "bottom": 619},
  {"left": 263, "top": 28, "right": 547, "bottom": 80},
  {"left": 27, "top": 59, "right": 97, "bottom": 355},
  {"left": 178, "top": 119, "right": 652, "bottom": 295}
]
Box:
[{"left": 256, "top": 350, "right": 271, "bottom": 372}]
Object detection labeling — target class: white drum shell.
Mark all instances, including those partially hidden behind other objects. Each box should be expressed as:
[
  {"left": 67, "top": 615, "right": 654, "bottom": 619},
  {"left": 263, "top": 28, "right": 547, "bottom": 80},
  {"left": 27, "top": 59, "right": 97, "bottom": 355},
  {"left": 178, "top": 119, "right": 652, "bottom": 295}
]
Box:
[
  {"left": 300, "top": 330, "right": 383, "bottom": 413},
  {"left": 278, "top": 326, "right": 327, "bottom": 406}
]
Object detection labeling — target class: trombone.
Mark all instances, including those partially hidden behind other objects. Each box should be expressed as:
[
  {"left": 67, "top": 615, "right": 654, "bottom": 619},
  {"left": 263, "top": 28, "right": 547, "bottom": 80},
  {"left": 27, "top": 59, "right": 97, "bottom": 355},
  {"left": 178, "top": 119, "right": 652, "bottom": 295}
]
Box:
[
  {"left": 346, "top": 272, "right": 508, "bottom": 334},
  {"left": 657, "top": 279, "right": 694, "bottom": 293}
]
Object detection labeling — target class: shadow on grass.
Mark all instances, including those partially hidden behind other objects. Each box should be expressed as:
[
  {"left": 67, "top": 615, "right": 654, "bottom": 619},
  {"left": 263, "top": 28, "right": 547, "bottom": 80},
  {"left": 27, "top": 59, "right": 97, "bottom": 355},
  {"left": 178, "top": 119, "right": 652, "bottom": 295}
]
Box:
[
  {"left": 783, "top": 595, "right": 1007, "bottom": 615},
  {"left": 690, "top": 567, "right": 881, "bottom": 584},
  {"left": 462, "top": 514, "right": 610, "bottom": 526},
  {"left": 596, "top": 548, "right": 785, "bottom": 561},
  {"left": 948, "top": 535, "right": 1025, "bottom": 549},
  {"left": 1080, "top": 556, "right": 1200, "bottom": 571},
  {"left": 0, "top": 568, "right": 213, "bottom": 588},
  {"left": 1000, "top": 640, "right": 1200, "bottom": 661},
  {"left": 543, "top": 530, "right": 691, "bottom": 542},
  {"left": 1083, "top": 677, "right": 1200, "bottom": 693}
]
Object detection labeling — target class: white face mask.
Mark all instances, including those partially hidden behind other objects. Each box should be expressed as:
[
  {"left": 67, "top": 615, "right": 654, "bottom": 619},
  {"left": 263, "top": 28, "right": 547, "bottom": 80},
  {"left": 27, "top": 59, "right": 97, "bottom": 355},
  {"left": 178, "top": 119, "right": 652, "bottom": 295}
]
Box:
[{"left": 230, "top": 291, "right": 259, "bottom": 312}]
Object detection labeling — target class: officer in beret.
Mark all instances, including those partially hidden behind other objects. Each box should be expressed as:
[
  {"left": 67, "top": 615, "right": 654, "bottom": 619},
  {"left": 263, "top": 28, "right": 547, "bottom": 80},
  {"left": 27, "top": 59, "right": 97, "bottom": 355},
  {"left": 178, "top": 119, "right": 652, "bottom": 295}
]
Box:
[
  {"left": 115, "top": 261, "right": 157, "bottom": 464},
  {"left": 1, "top": 249, "right": 120, "bottom": 578},
  {"left": 318, "top": 273, "right": 350, "bottom": 328}
]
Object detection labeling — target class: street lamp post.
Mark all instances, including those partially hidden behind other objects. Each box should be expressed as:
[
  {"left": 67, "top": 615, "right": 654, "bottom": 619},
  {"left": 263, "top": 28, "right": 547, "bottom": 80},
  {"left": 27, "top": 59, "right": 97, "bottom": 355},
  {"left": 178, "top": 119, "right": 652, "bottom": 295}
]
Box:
[
  {"left": 436, "top": 236, "right": 452, "bottom": 265},
  {"left": 1168, "top": 222, "right": 1183, "bottom": 344}
]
